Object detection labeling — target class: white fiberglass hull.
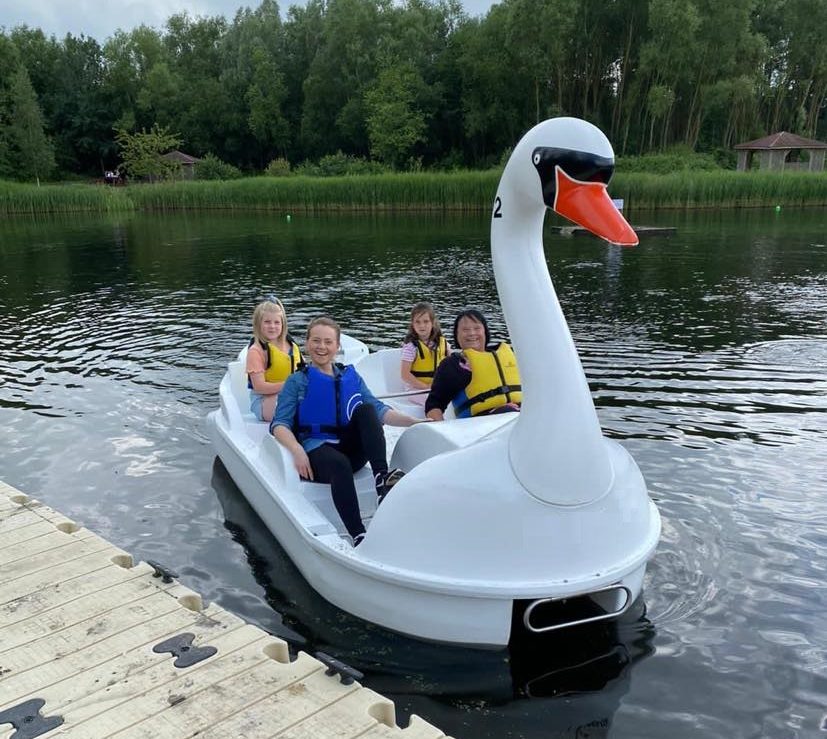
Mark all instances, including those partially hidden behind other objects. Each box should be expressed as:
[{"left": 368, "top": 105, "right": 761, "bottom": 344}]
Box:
[{"left": 207, "top": 345, "right": 660, "bottom": 647}]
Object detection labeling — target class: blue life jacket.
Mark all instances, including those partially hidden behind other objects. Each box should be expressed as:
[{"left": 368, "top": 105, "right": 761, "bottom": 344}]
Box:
[{"left": 295, "top": 365, "right": 363, "bottom": 441}]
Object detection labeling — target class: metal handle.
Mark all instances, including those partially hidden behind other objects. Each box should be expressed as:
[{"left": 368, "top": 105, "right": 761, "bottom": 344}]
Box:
[{"left": 523, "top": 584, "right": 633, "bottom": 634}]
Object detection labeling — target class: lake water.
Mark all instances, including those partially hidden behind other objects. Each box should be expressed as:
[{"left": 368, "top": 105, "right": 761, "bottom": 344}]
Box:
[{"left": 1, "top": 208, "right": 826, "bottom": 738}]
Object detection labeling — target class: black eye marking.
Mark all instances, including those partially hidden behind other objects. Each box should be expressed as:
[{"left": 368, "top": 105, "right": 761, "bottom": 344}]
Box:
[{"left": 532, "top": 147, "right": 615, "bottom": 206}]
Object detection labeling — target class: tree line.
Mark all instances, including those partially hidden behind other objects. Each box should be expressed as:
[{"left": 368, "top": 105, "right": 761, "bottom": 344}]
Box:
[{"left": 1, "top": 0, "right": 825, "bottom": 182}]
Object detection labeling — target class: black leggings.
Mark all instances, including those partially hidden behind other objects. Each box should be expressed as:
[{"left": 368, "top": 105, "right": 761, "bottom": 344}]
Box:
[{"left": 306, "top": 404, "right": 388, "bottom": 538}]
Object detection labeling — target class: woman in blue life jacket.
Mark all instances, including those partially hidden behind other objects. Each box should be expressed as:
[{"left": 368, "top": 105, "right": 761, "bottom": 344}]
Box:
[
  {"left": 270, "top": 316, "right": 425, "bottom": 546},
  {"left": 425, "top": 309, "right": 522, "bottom": 421}
]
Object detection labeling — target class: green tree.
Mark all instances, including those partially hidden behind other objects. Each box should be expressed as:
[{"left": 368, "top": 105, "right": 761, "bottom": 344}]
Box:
[
  {"left": 0, "top": 34, "right": 22, "bottom": 178},
  {"left": 162, "top": 13, "right": 231, "bottom": 157},
  {"left": 455, "top": 8, "right": 524, "bottom": 161},
  {"left": 136, "top": 62, "right": 180, "bottom": 128},
  {"left": 505, "top": 0, "right": 576, "bottom": 124},
  {"left": 115, "top": 123, "right": 181, "bottom": 181},
  {"left": 300, "top": 0, "right": 390, "bottom": 158},
  {"left": 102, "top": 25, "right": 166, "bottom": 133},
  {"left": 365, "top": 63, "right": 427, "bottom": 168},
  {"left": 3, "top": 65, "right": 55, "bottom": 183}
]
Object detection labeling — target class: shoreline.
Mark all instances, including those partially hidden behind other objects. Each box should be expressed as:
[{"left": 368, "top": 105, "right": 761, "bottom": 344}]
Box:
[{"left": 2, "top": 170, "right": 827, "bottom": 216}]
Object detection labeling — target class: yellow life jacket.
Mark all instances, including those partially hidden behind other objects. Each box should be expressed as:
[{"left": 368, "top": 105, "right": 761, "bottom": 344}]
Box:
[
  {"left": 453, "top": 344, "right": 522, "bottom": 418},
  {"left": 409, "top": 336, "right": 448, "bottom": 385},
  {"left": 263, "top": 340, "right": 303, "bottom": 383}
]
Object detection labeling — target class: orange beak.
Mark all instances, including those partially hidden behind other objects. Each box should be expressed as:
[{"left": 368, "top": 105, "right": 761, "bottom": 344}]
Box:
[{"left": 553, "top": 167, "right": 638, "bottom": 246}]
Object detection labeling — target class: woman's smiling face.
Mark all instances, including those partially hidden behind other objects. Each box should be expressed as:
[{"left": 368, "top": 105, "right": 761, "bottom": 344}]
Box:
[
  {"left": 306, "top": 324, "right": 339, "bottom": 369},
  {"left": 456, "top": 316, "right": 486, "bottom": 351}
]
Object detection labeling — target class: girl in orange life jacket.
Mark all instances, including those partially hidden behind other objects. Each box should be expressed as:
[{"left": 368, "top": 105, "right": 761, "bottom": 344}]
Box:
[
  {"left": 271, "top": 317, "right": 425, "bottom": 546},
  {"left": 424, "top": 308, "right": 522, "bottom": 421},
  {"left": 246, "top": 297, "right": 303, "bottom": 422},
  {"left": 400, "top": 302, "right": 450, "bottom": 397}
]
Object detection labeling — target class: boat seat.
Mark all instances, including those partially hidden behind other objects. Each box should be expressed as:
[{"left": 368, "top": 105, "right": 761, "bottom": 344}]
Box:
[
  {"left": 391, "top": 412, "right": 516, "bottom": 471},
  {"left": 228, "top": 359, "right": 257, "bottom": 421}
]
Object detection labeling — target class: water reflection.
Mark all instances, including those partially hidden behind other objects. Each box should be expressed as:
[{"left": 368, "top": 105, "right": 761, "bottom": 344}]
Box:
[
  {"left": 2, "top": 209, "right": 827, "bottom": 737},
  {"left": 211, "top": 459, "right": 655, "bottom": 738}
]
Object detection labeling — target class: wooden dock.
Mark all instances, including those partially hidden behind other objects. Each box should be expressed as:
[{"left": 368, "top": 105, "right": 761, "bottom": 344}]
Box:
[{"left": 0, "top": 481, "right": 451, "bottom": 739}]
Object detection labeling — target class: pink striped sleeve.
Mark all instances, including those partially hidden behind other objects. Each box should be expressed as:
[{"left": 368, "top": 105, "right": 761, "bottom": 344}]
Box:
[{"left": 400, "top": 342, "right": 417, "bottom": 362}]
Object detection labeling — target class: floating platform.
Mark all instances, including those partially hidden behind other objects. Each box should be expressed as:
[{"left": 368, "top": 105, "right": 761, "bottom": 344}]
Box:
[
  {"left": 552, "top": 226, "right": 676, "bottom": 238},
  {"left": 0, "top": 480, "right": 450, "bottom": 739}
]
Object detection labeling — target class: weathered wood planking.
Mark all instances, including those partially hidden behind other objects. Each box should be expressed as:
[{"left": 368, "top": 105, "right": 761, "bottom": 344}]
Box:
[{"left": 0, "top": 481, "right": 451, "bottom": 739}]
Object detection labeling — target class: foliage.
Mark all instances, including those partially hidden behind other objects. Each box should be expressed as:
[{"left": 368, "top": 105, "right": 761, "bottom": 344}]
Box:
[
  {"left": 194, "top": 153, "right": 242, "bottom": 180},
  {"left": 4, "top": 169, "right": 827, "bottom": 217},
  {"left": 0, "top": 65, "right": 55, "bottom": 183},
  {"left": 294, "top": 152, "right": 388, "bottom": 177},
  {"left": 0, "top": 179, "right": 133, "bottom": 214},
  {"left": 611, "top": 170, "right": 827, "bottom": 209},
  {"left": 115, "top": 123, "right": 181, "bottom": 181},
  {"left": 616, "top": 147, "right": 721, "bottom": 174},
  {"left": 0, "top": 0, "right": 826, "bottom": 181},
  {"left": 364, "top": 63, "right": 428, "bottom": 169},
  {"left": 265, "top": 157, "right": 292, "bottom": 176}
]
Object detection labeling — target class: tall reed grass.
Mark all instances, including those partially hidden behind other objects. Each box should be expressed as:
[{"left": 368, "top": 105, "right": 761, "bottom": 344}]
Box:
[
  {"left": 611, "top": 171, "right": 827, "bottom": 209},
  {"left": 128, "top": 172, "right": 501, "bottom": 211},
  {"left": 2, "top": 170, "right": 826, "bottom": 216},
  {"left": 0, "top": 181, "right": 133, "bottom": 216}
]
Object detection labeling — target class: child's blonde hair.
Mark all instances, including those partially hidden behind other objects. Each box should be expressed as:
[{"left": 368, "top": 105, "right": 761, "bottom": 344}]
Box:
[
  {"left": 404, "top": 301, "right": 443, "bottom": 346},
  {"left": 252, "top": 297, "right": 288, "bottom": 345}
]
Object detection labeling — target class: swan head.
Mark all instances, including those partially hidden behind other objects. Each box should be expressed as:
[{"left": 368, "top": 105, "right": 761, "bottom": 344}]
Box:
[{"left": 501, "top": 117, "right": 637, "bottom": 246}]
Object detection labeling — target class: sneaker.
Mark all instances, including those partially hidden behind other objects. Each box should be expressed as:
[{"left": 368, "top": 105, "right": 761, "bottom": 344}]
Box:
[
  {"left": 352, "top": 533, "right": 366, "bottom": 547},
  {"left": 375, "top": 468, "right": 405, "bottom": 505}
]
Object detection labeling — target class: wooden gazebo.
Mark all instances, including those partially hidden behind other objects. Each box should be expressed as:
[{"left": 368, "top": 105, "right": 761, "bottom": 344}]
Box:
[
  {"left": 161, "top": 150, "right": 201, "bottom": 179},
  {"left": 734, "top": 132, "right": 827, "bottom": 172}
]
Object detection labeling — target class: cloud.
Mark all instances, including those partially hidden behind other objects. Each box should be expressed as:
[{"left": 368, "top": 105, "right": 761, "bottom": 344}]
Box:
[
  {"left": 1, "top": 0, "right": 492, "bottom": 43},
  {"left": 0, "top": 0, "right": 246, "bottom": 41}
]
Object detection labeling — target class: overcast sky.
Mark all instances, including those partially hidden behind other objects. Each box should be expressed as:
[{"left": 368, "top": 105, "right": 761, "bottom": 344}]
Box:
[{"left": 0, "top": 0, "right": 491, "bottom": 43}]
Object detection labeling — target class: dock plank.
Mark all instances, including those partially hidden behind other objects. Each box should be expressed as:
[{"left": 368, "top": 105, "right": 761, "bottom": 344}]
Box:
[
  {"left": 0, "top": 573, "right": 178, "bottom": 651},
  {"left": 41, "top": 626, "right": 271, "bottom": 737},
  {"left": 108, "top": 652, "right": 325, "bottom": 739},
  {"left": 0, "top": 533, "right": 112, "bottom": 584},
  {"left": 360, "top": 716, "right": 450, "bottom": 738},
  {"left": 0, "top": 603, "right": 238, "bottom": 710},
  {"left": 0, "top": 560, "right": 150, "bottom": 629},
  {"left": 270, "top": 684, "right": 397, "bottom": 738},
  {"left": 0, "top": 482, "right": 452, "bottom": 739},
  {"left": 0, "top": 526, "right": 96, "bottom": 564},
  {"left": 0, "top": 519, "right": 75, "bottom": 549},
  {"left": 0, "top": 549, "right": 130, "bottom": 607}
]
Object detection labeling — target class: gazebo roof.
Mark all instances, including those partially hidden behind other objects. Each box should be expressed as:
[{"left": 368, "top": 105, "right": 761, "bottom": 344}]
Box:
[
  {"left": 162, "top": 150, "right": 201, "bottom": 164},
  {"left": 734, "top": 132, "right": 827, "bottom": 150}
]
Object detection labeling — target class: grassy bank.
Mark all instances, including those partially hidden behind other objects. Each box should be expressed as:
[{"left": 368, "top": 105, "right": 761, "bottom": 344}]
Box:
[
  {"left": 0, "top": 180, "right": 135, "bottom": 215},
  {"left": 2, "top": 170, "right": 827, "bottom": 216}
]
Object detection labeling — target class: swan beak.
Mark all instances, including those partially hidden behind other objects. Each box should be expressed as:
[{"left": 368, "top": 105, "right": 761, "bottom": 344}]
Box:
[{"left": 553, "top": 167, "right": 638, "bottom": 246}]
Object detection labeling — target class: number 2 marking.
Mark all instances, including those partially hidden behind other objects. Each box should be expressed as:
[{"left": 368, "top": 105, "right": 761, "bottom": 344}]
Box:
[{"left": 493, "top": 196, "right": 503, "bottom": 218}]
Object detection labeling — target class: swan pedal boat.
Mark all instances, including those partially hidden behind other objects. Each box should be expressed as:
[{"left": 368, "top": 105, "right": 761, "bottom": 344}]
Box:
[{"left": 208, "top": 117, "right": 661, "bottom": 647}]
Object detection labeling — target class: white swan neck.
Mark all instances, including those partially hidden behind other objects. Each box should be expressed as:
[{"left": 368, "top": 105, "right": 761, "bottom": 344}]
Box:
[{"left": 492, "top": 195, "right": 612, "bottom": 505}]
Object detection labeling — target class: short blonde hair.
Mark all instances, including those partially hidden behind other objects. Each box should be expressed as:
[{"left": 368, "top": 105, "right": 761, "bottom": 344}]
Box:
[{"left": 252, "top": 298, "right": 288, "bottom": 344}]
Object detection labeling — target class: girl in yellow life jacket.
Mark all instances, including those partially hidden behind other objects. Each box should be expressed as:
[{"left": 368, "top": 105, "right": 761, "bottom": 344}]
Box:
[
  {"left": 246, "top": 297, "right": 303, "bottom": 422},
  {"left": 400, "top": 302, "right": 450, "bottom": 395}
]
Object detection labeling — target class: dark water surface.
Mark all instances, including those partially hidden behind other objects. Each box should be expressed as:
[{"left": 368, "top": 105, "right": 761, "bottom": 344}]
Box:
[{"left": 1, "top": 208, "right": 826, "bottom": 738}]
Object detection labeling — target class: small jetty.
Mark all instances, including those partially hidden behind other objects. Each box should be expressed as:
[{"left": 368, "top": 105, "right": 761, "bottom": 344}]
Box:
[
  {"left": 552, "top": 225, "right": 676, "bottom": 238},
  {"left": 0, "top": 481, "right": 451, "bottom": 739}
]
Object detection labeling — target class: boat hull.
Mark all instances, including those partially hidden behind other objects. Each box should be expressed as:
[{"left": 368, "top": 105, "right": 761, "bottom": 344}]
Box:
[{"left": 207, "top": 351, "right": 660, "bottom": 646}]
